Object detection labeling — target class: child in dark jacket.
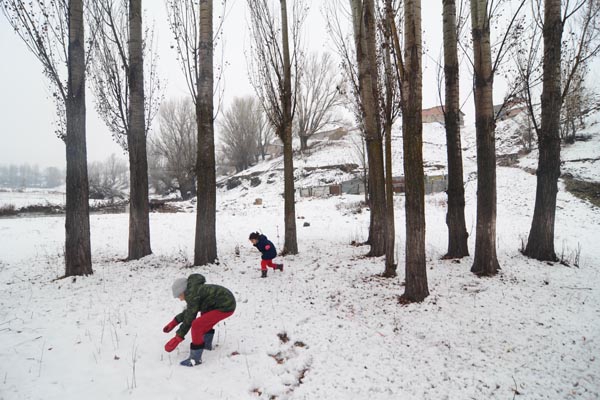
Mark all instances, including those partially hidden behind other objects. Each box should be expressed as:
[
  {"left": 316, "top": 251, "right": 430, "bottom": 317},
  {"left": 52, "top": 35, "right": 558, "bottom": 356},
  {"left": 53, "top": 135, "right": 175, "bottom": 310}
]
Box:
[
  {"left": 249, "top": 232, "right": 283, "bottom": 278},
  {"left": 163, "top": 273, "right": 236, "bottom": 367}
]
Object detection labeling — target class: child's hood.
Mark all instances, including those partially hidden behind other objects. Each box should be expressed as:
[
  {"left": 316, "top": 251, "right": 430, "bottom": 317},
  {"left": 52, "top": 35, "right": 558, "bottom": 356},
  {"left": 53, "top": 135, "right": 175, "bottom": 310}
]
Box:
[{"left": 186, "top": 273, "right": 206, "bottom": 289}]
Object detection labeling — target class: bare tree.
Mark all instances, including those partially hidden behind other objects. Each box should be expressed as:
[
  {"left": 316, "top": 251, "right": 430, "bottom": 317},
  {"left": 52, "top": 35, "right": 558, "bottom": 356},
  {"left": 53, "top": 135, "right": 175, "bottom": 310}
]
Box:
[
  {"left": 559, "top": 0, "right": 600, "bottom": 142},
  {"left": 167, "top": 0, "right": 227, "bottom": 265},
  {"left": 526, "top": 0, "right": 592, "bottom": 261},
  {"left": 44, "top": 166, "right": 65, "bottom": 188},
  {"left": 65, "top": 0, "right": 93, "bottom": 275},
  {"left": 440, "top": 0, "right": 469, "bottom": 259},
  {"left": 326, "top": 1, "right": 398, "bottom": 270},
  {"left": 88, "top": 154, "right": 129, "bottom": 199},
  {"left": 219, "top": 96, "right": 262, "bottom": 172},
  {"left": 147, "top": 150, "right": 171, "bottom": 195},
  {"left": 247, "top": 0, "right": 306, "bottom": 255},
  {"left": 349, "top": 133, "right": 369, "bottom": 204},
  {"left": 0, "top": 163, "right": 62, "bottom": 188},
  {"left": 561, "top": 68, "right": 594, "bottom": 142},
  {"left": 1, "top": 0, "right": 93, "bottom": 276},
  {"left": 256, "top": 110, "right": 275, "bottom": 161},
  {"left": 350, "top": 0, "right": 388, "bottom": 259},
  {"left": 126, "top": 0, "right": 151, "bottom": 259},
  {"left": 295, "top": 52, "right": 343, "bottom": 151},
  {"left": 87, "top": 0, "right": 160, "bottom": 259},
  {"left": 325, "top": 0, "right": 367, "bottom": 194},
  {"left": 518, "top": 0, "right": 563, "bottom": 262},
  {"left": 194, "top": 0, "right": 217, "bottom": 265},
  {"left": 151, "top": 98, "right": 197, "bottom": 200},
  {"left": 87, "top": 0, "right": 161, "bottom": 149},
  {"left": 386, "top": 0, "right": 429, "bottom": 300},
  {"left": 378, "top": 0, "right": 402, "bottom": 277},
  {"left": 458, "top": 0, "right": 527, "bottom": 275},
  {"left": 513, "top": 0, "right": 600, "bottom": 261},
  {"left": 469, "top": 0, "right": 501, "bottom": 276},
  {"left": 324, "top": 1, "right": 362, "bottom": 130}
]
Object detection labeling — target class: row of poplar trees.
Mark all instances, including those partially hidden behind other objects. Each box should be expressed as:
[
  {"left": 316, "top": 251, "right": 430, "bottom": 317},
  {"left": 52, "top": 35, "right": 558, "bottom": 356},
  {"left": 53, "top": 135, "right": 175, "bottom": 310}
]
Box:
[
  {"left": 246, "top": 0, "right": 581, "bottom": 303},
  {"left": 0, "top": 0, "right": 578, "bottom": 305},
  {"left": 1, "top": 0, "right": 155, "bottom": 275},
  {"left": 344, "top": 0, "right": 575, "bottom": 302},
  {"left": 1, "top": 0, "right": 218, "bottom": 276}
]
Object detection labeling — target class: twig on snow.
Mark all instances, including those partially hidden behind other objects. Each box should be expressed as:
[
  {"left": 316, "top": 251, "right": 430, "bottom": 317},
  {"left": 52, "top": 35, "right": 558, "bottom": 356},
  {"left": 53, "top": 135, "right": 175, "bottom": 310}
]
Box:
[
  {"left": 560, "top": 286, "right": 592, "bottom": 290},
  {"left": 12, "top": 335, "right": 42, "bottom": 348},
  {"left": 512, "top": 375, "right": 521, "bottom": 399},
  {"left": 38, "top": 340, "right": 46, "bottom": 378}
]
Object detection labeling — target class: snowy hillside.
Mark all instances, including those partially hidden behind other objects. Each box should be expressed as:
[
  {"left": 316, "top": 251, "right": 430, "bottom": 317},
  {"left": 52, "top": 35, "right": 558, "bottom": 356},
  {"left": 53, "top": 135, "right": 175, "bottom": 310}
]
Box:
[
  {"left": 1, "top": 112, "right": 599, "bottom": 399},
  {"left": 519, "top": 110, "right": 600, "bottom": 182},
  {"left": 220, "top": 109, "right": 600, "bottom": 202}
]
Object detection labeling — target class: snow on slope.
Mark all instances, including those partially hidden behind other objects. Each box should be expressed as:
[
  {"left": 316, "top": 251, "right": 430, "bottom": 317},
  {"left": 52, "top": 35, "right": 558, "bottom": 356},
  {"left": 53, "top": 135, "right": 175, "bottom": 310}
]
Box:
[
  {"left": 226, "top": 114, "right": 536, "bottom": 196},
  {"left": 518, "top": 109, "right": 600, "bottom": 182}
]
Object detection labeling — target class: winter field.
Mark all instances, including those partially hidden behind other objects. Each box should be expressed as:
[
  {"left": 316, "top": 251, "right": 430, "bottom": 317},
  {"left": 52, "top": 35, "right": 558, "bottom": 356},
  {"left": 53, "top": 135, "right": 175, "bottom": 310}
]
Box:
[{"left": 1, "top": 117, "right": 599, "bottom": 400}]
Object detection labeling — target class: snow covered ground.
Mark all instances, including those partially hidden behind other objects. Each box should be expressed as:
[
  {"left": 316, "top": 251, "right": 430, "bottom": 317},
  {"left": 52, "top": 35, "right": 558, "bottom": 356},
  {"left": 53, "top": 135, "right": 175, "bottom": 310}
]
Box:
[
  {"left": 0, "top": 188, "right": 66, "bottom": 209},
  {"left": 1, "top": 116, "right": 599, "bottom": 399}
]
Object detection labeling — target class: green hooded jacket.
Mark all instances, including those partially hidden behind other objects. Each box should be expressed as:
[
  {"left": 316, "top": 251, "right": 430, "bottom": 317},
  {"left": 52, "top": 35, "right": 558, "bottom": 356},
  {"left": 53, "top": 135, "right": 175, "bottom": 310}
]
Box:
[{"left": 175, "top": 274, "right": 236, "bottom": 338}]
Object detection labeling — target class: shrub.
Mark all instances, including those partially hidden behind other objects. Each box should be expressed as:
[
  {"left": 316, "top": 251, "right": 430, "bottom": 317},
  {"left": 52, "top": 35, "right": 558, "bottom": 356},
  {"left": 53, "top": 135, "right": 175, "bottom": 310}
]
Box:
[{"left": 0, "top": 204, "right": 18, "bottom": 216}]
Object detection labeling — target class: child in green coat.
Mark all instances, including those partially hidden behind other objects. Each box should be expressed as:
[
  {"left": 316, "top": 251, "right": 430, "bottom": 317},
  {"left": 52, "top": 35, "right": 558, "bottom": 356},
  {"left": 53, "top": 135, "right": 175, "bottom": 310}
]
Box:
[{"left": 163, "top": 273, "right": 236, "bottom": 366}]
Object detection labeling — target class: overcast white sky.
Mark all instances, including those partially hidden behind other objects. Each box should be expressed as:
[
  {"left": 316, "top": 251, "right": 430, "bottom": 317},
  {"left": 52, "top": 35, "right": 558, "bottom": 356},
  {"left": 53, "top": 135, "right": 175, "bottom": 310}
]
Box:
[{"left": 3, "top": 0, "right": 588, "bottom": 169}]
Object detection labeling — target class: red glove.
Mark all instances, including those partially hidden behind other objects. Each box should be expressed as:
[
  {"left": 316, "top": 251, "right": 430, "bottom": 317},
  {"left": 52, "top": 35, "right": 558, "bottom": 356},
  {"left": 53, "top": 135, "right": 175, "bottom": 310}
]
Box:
[
  {"left": 165, "top": 336, "right": 184, "bottom": 352},
  {"left": 163, "top": 318, "right": 179, "bottom": 333}
]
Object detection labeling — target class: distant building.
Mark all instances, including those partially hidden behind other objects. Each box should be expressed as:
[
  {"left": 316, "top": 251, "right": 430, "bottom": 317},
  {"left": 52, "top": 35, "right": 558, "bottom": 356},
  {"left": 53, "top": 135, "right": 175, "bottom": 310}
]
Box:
[
  {"left": 493, "top": 97, "right": 527, "bottom": 121},
  {"left": 297, "top": 174, "right": 447, "bottom": 198},
  {"left": 264, "top": 142, "right": 283, "bottom": 158},
  {"left": 422, "top": 106, "right": 465, "bottom": 126},
  {"left": 312, "top": 127, "right": 349, "bottom": 141}
]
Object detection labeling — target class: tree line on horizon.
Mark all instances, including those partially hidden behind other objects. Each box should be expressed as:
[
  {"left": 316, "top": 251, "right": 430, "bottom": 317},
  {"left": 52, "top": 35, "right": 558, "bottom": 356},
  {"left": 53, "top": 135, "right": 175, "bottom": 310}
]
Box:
[
  {"left": 1, "top": 0, "right": 598, "bottom": 304},
  {"left": 0, "top": 164, "right": 65, "bottom": 189}
]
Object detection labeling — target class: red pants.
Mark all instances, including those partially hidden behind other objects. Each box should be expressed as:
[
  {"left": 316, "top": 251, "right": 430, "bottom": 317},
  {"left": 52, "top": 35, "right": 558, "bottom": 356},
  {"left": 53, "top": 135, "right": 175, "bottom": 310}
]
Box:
[
  {"left": 190, "top": 310, "right": 234, "bottom": 345},
  {"left": 261, "top": 259, "right": 278, "bottom": 271}
]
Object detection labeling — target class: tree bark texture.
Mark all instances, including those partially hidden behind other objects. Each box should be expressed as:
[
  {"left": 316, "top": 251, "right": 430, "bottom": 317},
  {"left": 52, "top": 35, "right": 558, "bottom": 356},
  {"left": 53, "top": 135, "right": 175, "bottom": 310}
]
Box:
[
  {"left": 442, "top": 0, "right": 469, "bottom": 258},
  {"left": 65, "top": 0, "right": 93, "bottom": 276},
  {"left": 470, "top": 0, "right": 500, "bottom": 276},
  {"left": 127, "top": 0, "right": 152, "bottom": 260},
  {"left": 194, "top": 0, "right": 218, "bottom": 265},
  {"left": 401, "top": 0, "right": 428, "bottom": 301},
  {"left": 383, "top": 21, "right": 396, "bottom": 277},
  {"left": 280, "top": 0, "right": 298, "bottom": 255},
  {"left": 351, "top": 0, "right": 387, "bottom": 257},
  {"left": 300, "top": 135, "right": 309, "bottom": 151},
  {"left": 384, "top": 119, "right": 396, "bottom": 277},
  {"left": 524, "top": 0, "right": 562, "bottom": 262}
]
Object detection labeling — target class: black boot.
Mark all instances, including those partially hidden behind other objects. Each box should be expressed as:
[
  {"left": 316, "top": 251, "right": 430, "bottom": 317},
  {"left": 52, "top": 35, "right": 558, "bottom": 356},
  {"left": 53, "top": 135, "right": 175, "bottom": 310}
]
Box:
[
  {"left": 180, "top": 343, "right": 203, "bottom": 367},
  {"left": 261, "top": 270, "right": 267, "bottom": 278},
  {"left": 275, "top": 263, "right": 284, "bottom": 271},
  {"left": 203, "top": 329, "right": 215, "bottom": 350}
]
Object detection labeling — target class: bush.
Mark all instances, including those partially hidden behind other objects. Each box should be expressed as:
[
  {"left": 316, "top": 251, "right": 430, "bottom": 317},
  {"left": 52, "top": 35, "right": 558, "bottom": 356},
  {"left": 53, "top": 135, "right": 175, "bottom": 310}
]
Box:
[{"left": 0, "top": 204, "right": 18, "bottom": 216}]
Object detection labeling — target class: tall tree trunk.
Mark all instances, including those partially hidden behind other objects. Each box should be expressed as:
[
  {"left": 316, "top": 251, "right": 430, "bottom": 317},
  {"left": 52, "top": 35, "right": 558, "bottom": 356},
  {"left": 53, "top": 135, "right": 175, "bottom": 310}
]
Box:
[
  {"left": 195, "top": 0, "right": 218, "bottom": 265},
  {"left": 351, "top": 0, "right": 387, "bottom": 257},
  {"left": 280, "top": 0, "right": 298, "bottom": 255},
  {"left": 470, "top": 0, "right": 500, "bottom": 276},
  {"left": 127, "top": 0, "right": 152, "bottom": 260},
  {"left": 300, "top": 135, "right": 309, "bottom": 151},
  {"left": 383, "top": 119, "right": 396, "bottom": 276},
  {"left": 383, "top": 23, "right": 396, "bottom": 278},
  {"left": 442, "top": 0, "right": 469, "bottom": 259},
  {"left": 65, "top": 0, "right": 92, "bottom": 277},
  {"left": 524, "top": 0, "right": 562, "bottom": 262},
  {"left": 178, "top": 176, "right": 196, "bottom": 201},
  {"left": 402, "top": 0, "right": 428, "bottom": 302}
]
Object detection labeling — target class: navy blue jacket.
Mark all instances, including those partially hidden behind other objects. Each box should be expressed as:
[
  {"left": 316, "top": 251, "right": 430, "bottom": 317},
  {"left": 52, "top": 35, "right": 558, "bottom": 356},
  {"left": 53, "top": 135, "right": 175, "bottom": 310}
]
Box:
[{"left": 254, "top": 234, "right": 277, "bottom": 260}]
